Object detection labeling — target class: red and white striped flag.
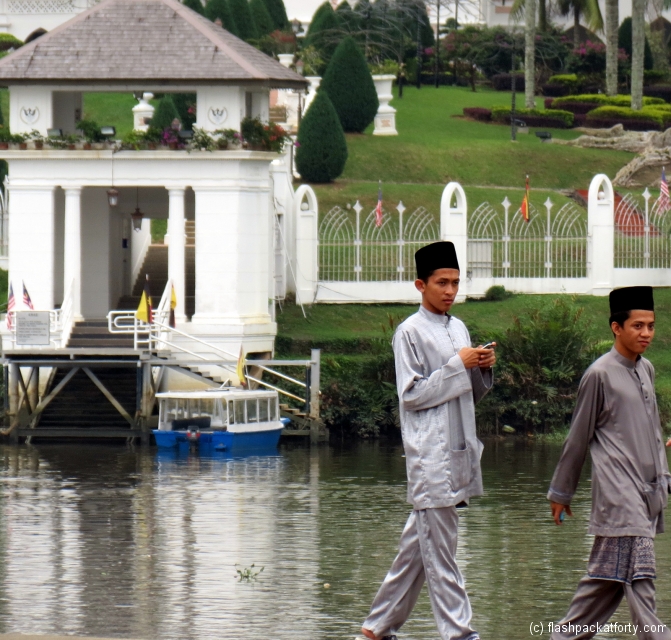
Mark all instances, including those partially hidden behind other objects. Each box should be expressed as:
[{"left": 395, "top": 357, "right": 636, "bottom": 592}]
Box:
[
  {"left": 659, "top": 167, "right": 670, "bottom": 213},
  {"left": 22, "top": 281, "right": 34, "bottom": 310},
  {"left": 6, "top": 282, "right": 14, "bottom": 329},
  {"left": 375, "top": 181, "right": 383, "bottom": 228}
]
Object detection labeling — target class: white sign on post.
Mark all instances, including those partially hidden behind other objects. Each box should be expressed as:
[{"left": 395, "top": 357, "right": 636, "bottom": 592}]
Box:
[{"left": 15, "top": 311, "right": 51, "bottom": 346}]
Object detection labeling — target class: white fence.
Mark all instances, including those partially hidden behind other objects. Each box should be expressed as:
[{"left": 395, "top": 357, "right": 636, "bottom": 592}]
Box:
[{"left": 292, "top": 174, "right": 671, "bottom": 303}]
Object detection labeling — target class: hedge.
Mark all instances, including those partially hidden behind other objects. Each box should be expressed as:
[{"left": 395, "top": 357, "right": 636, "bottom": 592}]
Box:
[
  {"left": 585, "top": 106, "right": 671, "bottom": 130},
  {"left": 584, "top": 117, "right": 663, "bottom": 131},
  {"left": 491, "top": 73, "right": 524, "bottom": 91},
  {"left": 542, "top": 83, "right": 574, "bottom": 97},
  {"left": 0, "top": 33, "right": 23, "bottom": 51},
  {"left": 644, "top": 85, "right": 671, "bottom": 102},
  {"left": 552, "top": 94, "right": 665, "bottom": 110},
  {"left": 491, "top": 106, "right": 574, "bottom": 128},
  {"left": 463, "top": 107, "right": 492, "bottom": 122}
]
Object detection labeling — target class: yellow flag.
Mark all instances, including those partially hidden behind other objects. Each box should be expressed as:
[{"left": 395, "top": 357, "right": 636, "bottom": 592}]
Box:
[
  {"left": 236, "top": 346, "right": 246, "bottom": 386},
  {"left": 169, "top": 283, "right": 177, "bottom": 328},
  {"left": 136, "top": 290, "right": 150, "bottom": 323}
]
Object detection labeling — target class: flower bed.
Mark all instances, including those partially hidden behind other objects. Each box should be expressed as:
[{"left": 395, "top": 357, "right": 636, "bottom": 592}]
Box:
[
  {"left": 491, "top": 106, "right": 574, "bottom": 128},
  {"left": 462, "top": 107, "right": 492, "bottom": 122}
]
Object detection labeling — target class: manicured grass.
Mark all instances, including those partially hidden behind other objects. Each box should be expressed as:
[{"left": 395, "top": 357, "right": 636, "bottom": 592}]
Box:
[
  {"left": 277, "top": 290, "right": 671, "bottom": 395},
  {"left": 82, "top": 93, "right": 139, "bottom": 138},
  {"left": 333, "top": 86, "right": 633, "bottom": 191}
]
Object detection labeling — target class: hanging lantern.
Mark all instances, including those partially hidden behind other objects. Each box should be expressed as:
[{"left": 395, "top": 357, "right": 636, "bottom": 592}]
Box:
[
  {"left": 130, "top": 207, "right": 143, "bottom": 232},
  {"left": 107, "top": 188, "right": 119, "bottom": 207}
]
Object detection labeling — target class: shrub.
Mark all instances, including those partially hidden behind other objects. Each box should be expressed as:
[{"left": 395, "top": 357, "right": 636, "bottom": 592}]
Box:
[
  {"left": 151, "top": 95, "right": 181, "bottom": 131},
  {"left": 618, "top": 17, "right": 654, "bottom": 71},
  {"left": 644, "top": 69, "right": 668, "bottom": 86},
  {"left": 76, "top": 119, "right": 104, "bottom": 142},
  {"left": 0, "top": 33, "right": 22, "bottom": 51},
  {"left": 542, "top": 83, "right": 574, "bottom": 97},
  {"left": 172, "top": 93, "right": 197, "bottom": 131},
  {"left": 320, "top": 37, "right": 379, "bottom": 133},
  {"left": 305, "top": 2, "right": 341, "bottom": 65},
  {"left": 644, "top": 85, "right": 671, "bottom": 102},
  {"left": 551, "top": 94, "right": 665, "bottom": 112},
  {"left": 463, "top": 107, "right": 492, "bottom": 122},
  {"left": 182, "top": 0, "right": 205, "bottom": 14},
  {"left": 491, "top": 73, "right": 524, "bottom": 91},
  {"left": 229, "top": 0, "right": 259, "bottom": 40},
  {"left": 491, "top": 106, "right": 574, "bottom": 128},
  {"left": 586, "top": 105, "right": 671, "bottom": 129},
  {"left": 542, "top": 73, "right": 579, "bottom": 97},
  {"left": 261, "top": 0, "right": 288, "bottom": 30},
  {"left": 250, "top": 0, "right": 274, "bottom": 36},
  {"left": 483, "top": 285, "right": 513, "bottom": 301},
  {"left": 205, "top": 0, "right": 238, "bottom": 35},
  {"left": 296, "top": 90, "right": 348, "bottom": 183},
  {"left": 475, "top": 297, "right": 603, "bottom": 433}
]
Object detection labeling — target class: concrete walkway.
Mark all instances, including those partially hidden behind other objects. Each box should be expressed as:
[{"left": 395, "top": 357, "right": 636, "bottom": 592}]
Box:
[{"left": 1, "top": 635, "right": 143, "bottom": 640}]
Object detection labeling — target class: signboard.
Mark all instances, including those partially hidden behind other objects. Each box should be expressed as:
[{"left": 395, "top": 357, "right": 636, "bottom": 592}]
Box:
[{"left": 15, "top": 311, "right": 51, "bottom": 346}]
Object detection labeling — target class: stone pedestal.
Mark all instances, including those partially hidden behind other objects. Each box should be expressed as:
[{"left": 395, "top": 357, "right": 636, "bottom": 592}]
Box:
[
  {"left": 277, "top": 54, "right": 294, "bottom": 68},
  {"left": 372, "top": 74, "right": 398, "bottom": 136},
  {"left": 132, "top": 92, "right": 155, "bottom": 132}
]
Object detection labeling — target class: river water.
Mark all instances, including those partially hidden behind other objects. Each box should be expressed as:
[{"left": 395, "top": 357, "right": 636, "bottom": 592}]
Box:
[{"left": 0, "top": 440, "right": 669, "bottom": 640}]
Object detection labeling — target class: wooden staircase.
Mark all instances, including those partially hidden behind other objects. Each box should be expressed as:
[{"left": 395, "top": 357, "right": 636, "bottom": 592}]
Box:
[{"left": 67, "top": 320, "right": 134, "bottom": 349}]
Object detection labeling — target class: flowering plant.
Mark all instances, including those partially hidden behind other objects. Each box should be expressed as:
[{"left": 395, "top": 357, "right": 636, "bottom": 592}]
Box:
[{"left": 240, "top": 117, "right": 291, "bottom": 152}]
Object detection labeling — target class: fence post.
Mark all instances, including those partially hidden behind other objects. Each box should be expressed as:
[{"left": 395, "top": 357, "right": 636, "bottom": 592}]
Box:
[
  {"left": 293, "top": 185, "right": 319, "bottom": 306},
  {"left": 587, "top": 174, "right": 615, "bottom": 296},
  {"left": 502, "top": 197, "right": 511, "bottom": 279},
  {"left": 544, "top": 198, "right": 553, "bottom": 278},
  {"left": 643, "top": 187, "right": 651, "bottom": 270},
  {"left": 353, "top": 200, "right": 362, "bottom": 282},
  {"left": 440, "top": 183, "right": 468, "bottom": 281},
  {"left": 397, "top": 201, "right": 405, "bottom": 282}
]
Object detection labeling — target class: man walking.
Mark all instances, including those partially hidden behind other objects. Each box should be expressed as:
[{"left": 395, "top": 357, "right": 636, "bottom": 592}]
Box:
[
  {"left": 360, "top": 241, "right": 495, "bottom": 640},
  {"left": 548, "top": 286, "right": 671, "bottom": 640}
]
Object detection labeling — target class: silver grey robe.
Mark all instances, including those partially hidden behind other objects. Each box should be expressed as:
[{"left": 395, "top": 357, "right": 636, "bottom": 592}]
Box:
[
  {"left": 548, "top": 347, "right": 670, "bottom": 538},
  {"left": 393, "top": 305, "right": 493, "bottom": 510}
]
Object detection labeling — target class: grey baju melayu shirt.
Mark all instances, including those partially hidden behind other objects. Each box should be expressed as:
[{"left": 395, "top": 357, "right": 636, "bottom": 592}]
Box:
[
  {"left": 548, "top": 347, "right": 670, "bottom": 538},
  {"left": 393, "top": 305, "right": 493, "bottom": 510}
]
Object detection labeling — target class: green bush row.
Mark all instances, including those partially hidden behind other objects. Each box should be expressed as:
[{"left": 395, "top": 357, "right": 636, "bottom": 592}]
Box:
[
  {"left": 491, "top": 106, "right": 574, "bottom": 127},
  {"left": 547, "top": 73, "right": 578, "bottom": 85},
  {"left": 586, "top": 105, "right": 671, "bottom": 127},
  {"left": 552, "top": 93, "right": 666, "bottom": 108}
]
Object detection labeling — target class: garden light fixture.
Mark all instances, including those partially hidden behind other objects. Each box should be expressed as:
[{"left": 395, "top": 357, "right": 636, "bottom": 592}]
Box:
[
  {"left": 130, "top": 187, "right": 144, "bottom": 231},
  {"left": 106, "top": 188, "right": 119, "bottom": 207}
]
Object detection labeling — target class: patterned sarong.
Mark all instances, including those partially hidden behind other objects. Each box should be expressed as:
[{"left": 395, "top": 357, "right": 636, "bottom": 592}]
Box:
[{"left": 587, "top": 536, "right": 656, "bottom": 584}]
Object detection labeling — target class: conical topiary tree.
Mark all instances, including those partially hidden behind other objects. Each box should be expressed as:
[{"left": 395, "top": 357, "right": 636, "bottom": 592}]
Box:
[
  {"left": 250, "top": 0, "right": 274, "bottom": 36},
  {"left": 305, "top": 2, "right": 342, "bottom": 64},
  {"left": 296, "top": 90, "right": 348, "bottom": 183},
  {"left": 320, "top": 37, "right": 379, "bottom": 133},
  {"left": 182, "top": 0, "right": 205, "bottom": 14},
  {"left": 205, "top": 0, "right": 239, "bottom": 35},
  {"left": 335, "top": 0, "right": 356, "bottom": 31},
  {"left": 172, "top": 93, "right": 197, "bottom": 130},
  {"left": 261, "top": 0, "right": 288, "bottom": 30},
  {"left": 229, "top": 0, "right": 259, "bottom": 40},
  {"left": 152, "top": 95, "right": 181, "bottom": 131}
]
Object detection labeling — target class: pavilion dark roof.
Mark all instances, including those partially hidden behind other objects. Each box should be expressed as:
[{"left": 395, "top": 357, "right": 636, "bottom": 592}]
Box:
[{"left": 0, "top": 0, "right": 307, "bottom": 89}]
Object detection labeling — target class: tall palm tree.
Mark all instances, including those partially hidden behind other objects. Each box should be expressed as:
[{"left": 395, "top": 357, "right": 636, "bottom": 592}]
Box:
[
  {"left": 631, "top": 0, "right": 645, "bottom": 109},
  {"left": 557, "top": 0, "right": 603, "bottom": 48},
  {"left": 511, "top": 0, "right": 547, "bottom": 32},
  {"left": 605, "top": 0, "right": 618, "bottom": 96},
  {"left": 525, "top": 0, "right": 537, "bottom": 108}
]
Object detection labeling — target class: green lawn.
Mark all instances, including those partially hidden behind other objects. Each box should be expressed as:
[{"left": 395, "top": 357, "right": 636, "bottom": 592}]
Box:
[{"left": 277, "top": 291, "right": 671, "bottom": 396}]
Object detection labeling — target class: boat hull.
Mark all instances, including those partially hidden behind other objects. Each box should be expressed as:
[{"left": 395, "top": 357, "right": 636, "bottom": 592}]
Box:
[{"left": 152, "top": 427, "right": 284, "bottom": 452}]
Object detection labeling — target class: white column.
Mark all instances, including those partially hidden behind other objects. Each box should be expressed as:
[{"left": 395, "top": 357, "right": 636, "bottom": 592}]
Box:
[
  {"left": 168, "top": 188, "right": 186, "bottom": 323},
  {"left": 293, "top": 185, "right": 318, "bottom": 306},
  {"left": 7, "top": 186, "right": 56, "bottom": 311},
  {"left": 63, "top": 187, "right": 82, "bottom": 319},
  {"left": 587, "top": 174, "right": 615, "bottom": 296}
]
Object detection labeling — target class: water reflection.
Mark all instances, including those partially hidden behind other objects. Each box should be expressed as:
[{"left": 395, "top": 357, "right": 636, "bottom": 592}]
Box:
[{"left": 0, "top": 441, "right": 668, "bottom": 639}]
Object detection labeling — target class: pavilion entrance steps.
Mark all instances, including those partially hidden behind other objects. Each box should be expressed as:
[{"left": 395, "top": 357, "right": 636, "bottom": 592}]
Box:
[
  {"left": 32, "top": 365, "right": 138, "bottom": 432},
  {"left": 67, "top": 320, "right": 134, "bottom": 348},
  {"left": 117, "top": 243, "right": 195, "bottom": 317}
]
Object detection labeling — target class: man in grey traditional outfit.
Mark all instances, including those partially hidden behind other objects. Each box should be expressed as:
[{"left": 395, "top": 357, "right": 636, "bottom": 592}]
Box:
[
  {"left": 548, "top": 285, "right": 671, "bottom": 640},
  {"left": 360, "top": 241, "right": 495, "bottom": 640}
]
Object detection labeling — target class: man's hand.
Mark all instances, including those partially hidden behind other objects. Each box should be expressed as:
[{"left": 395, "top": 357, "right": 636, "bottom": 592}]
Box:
[
  {"left": 459, "top": 347, "right": 495, "bottom": 370},
  {"left": 477, "top": 343, "right": 496, "bottom": 369},
  {"left": 551, "top": 501, "right": 572, "bottom": 526}
]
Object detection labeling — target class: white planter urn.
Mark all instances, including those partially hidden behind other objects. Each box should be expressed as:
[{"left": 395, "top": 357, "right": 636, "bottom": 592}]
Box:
[
  {"left": 277, "top": 53, "right": 295, "bottom": 68},
  {"left": 372, "top": 74, "right": 398, "bottom": 136},
  {"left": 132, "top": 92, "right": 155, "bottom": 132},
  {"left": 303, "top": 76, "right": 321, "bottom": 114}
]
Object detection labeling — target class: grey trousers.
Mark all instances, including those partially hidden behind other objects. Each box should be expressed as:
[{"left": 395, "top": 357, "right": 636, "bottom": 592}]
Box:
[
  {"left": 362, "top": 506, "right": 478, "bottom": 640},
  {"left": 551, "top": 575, "right": 671, "bottom": 640}
]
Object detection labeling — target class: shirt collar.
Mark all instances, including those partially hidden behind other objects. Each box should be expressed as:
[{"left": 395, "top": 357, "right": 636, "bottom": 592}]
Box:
[
  {"left": 610, "top": 345, "right": 640, "bottom": 369},
  {"left": 418, "top": 304, "right": 450, "bottom": 325}
]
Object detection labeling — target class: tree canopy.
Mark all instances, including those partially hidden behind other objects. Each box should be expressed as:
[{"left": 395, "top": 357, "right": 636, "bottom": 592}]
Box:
[{"left": 205, "top": 0, "right": 239, "bottom": 35}]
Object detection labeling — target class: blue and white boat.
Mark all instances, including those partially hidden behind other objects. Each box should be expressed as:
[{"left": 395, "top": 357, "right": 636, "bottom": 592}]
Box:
[{"left": 153, "top": 389, "right": 287, "bottom": 452}]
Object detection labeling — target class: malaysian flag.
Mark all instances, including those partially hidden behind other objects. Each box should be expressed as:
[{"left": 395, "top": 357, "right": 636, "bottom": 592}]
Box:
[
  {"left": 6, "top": 282, "right": 14, "bottom": 330},
  {"left": 22, "top": 281, "right": 34, "bottom": 310},
  {"left": 375, "top": 181, "right": 383, "bottom": 228},
  {"left": 659, "top": 167, "right": 670, "bottom": 213}
]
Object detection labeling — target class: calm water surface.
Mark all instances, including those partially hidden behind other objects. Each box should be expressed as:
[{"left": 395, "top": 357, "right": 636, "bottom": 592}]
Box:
[{"left": 0, "top": 440, "right": 670, "bottom": 640}]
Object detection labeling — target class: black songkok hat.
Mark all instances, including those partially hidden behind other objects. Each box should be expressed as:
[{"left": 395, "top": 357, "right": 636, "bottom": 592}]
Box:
[
  {"left": 415, "top": 241, "right": 460, "bottom": 280},
  {"left": 609, "top": 286, "right": 655, "bottom": 315}
]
